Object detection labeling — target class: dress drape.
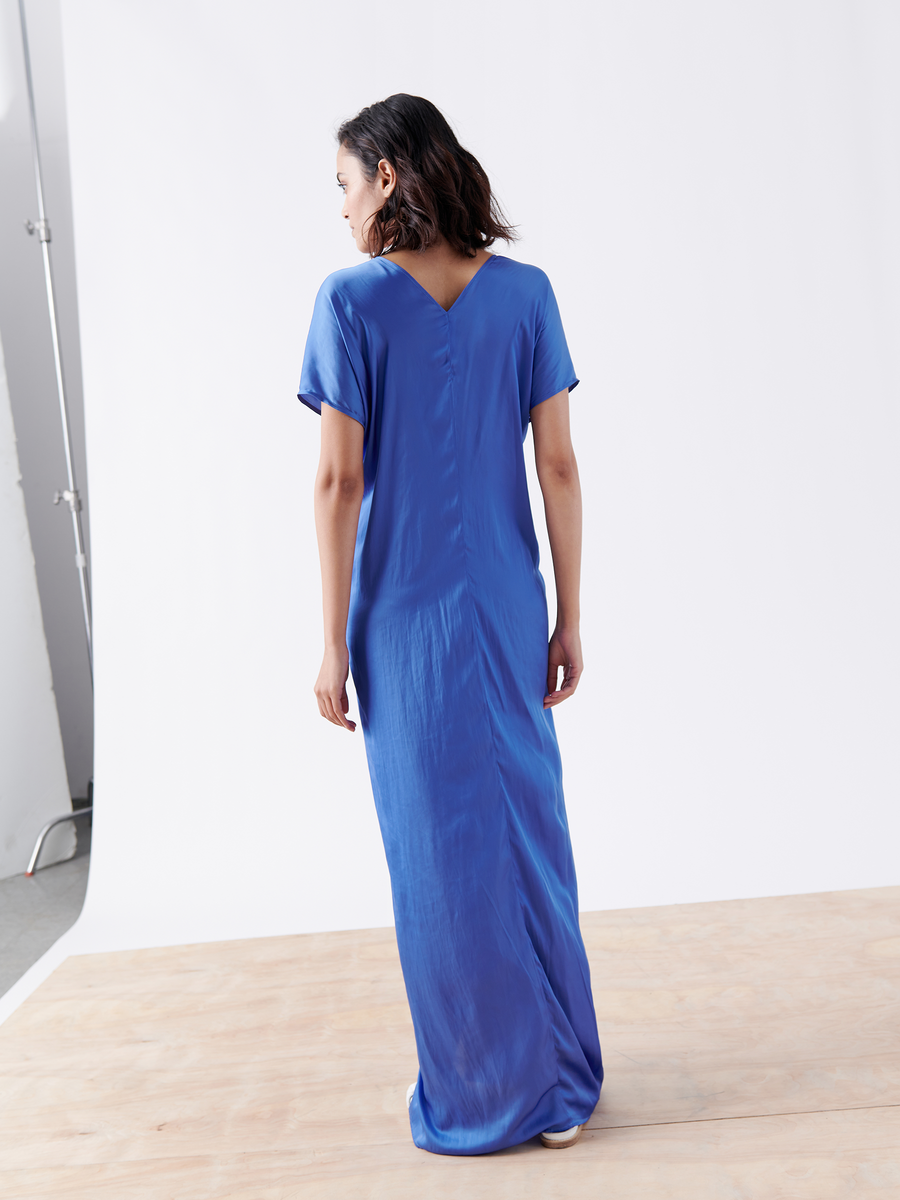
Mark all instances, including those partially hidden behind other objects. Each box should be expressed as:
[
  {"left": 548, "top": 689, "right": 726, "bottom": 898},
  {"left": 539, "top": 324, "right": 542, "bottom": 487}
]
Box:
[{"left": 298, "top": 252, "right": 603, "bottom": 1155}]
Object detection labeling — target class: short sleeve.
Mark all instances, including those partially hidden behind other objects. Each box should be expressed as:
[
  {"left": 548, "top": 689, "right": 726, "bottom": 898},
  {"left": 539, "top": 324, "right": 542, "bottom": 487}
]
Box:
[
  {"left": 529, "top": 275, "right": 580, "bottom": 411},
  {"left": 297, "top": 278, "right": 369, "bottom": 429}
]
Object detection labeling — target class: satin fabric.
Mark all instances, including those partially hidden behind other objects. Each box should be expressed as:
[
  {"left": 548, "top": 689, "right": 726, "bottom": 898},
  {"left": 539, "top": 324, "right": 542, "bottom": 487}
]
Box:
[{"left": 298, "top": 253, "right": 603, "bottom": 1154}]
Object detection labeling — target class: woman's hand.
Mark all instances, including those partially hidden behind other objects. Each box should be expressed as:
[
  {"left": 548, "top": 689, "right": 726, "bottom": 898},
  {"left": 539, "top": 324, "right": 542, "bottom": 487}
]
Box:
[
  {"left": 544, "top": 626, "right": 583, "bottom": 708},
  {"left": 314, "top": 645, "right": 357, "bottom": 731}
]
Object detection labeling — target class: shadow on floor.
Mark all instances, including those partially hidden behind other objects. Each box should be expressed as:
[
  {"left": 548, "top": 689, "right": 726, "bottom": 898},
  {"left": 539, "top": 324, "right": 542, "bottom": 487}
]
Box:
[{"left": 0, "top": 812, "right": 92, "bottom": 998}]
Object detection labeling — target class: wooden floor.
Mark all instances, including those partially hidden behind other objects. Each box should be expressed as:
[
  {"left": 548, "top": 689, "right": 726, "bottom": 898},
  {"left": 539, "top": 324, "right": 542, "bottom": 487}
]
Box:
[{"left": 0, "top": 887, "right": 898, "bottom": 1198}]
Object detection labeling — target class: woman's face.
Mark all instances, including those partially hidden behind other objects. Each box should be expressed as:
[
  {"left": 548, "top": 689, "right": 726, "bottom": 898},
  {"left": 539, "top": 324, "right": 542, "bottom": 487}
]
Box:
[{"left": 336, "top": 144, "right": 396, "bottom": 254}]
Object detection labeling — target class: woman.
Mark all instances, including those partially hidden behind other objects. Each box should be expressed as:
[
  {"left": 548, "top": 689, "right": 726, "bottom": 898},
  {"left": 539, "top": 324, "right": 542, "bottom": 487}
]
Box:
[{"left": 298, "top": 94, "right": 603, "bottom": 1155}]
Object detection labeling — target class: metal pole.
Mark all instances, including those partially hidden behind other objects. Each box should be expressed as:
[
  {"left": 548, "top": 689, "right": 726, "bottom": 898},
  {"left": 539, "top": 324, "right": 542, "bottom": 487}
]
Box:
[
  {"left": 25, "top": 807, "right": 93, "bottom": 876},
  {"left": 17, "top": 0, "right": 93, "bottom": 684}
]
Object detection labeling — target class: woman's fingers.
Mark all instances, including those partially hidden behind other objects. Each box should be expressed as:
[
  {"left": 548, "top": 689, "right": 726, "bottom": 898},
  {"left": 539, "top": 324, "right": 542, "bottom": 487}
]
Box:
[
  {"left": 333, "top": 698, "right": 357, "bottom": 731},
  {"left": 544, "top": 673, "right": 579, "bottom": 706},
  {"left": 319, "top": 688, "right": 356, "bottom": 730},
  {"left": 335, "top": 684, "right": 357, "bottom": 731},
  {"left": 326, "top": 686, "right": 356, "bottom": 730},
  {"left": 546, "top": 662, "right": 559, "bottom": 698}
]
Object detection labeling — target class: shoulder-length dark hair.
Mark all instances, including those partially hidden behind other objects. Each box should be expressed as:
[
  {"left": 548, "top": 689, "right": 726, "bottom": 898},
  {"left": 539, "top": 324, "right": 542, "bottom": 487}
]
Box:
[{"left": 336, "top": 94, "right": 519, "bottom": 259}]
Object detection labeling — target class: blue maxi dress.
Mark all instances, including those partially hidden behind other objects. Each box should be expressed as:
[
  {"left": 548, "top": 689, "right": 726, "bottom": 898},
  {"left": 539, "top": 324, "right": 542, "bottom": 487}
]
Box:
[{"left": 298, "top": 252, "right": 603, "bottom": 1155}]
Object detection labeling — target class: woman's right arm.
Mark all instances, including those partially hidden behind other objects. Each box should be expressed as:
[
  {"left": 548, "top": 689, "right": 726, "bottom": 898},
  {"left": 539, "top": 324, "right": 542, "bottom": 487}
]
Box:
[
  {"left": 313, "top": 404, "right": 365, "bottom": 730},
  {"left": 531, "top": 389, "right": 584, "bottom": 707}
]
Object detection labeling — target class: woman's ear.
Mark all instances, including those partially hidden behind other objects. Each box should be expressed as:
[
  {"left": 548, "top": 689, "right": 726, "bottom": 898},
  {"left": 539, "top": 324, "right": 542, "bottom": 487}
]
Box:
[{"left": 377, "top": 158, "right": 397, "bottom": 200}]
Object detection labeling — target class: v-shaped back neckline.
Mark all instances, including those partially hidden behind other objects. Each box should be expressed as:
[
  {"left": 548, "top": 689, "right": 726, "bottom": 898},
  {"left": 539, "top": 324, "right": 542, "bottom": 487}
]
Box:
[{"left": 380, "top": 252, "right": 499, "bottom": 315}]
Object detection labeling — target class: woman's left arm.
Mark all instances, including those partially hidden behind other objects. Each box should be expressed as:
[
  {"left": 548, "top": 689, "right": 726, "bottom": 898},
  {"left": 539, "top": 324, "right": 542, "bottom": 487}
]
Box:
[{"left": 313, "top": 405, "right": 365, "bottom": 730}]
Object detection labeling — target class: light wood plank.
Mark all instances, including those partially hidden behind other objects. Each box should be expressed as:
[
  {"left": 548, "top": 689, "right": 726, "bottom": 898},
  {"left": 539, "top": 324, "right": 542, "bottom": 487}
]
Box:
[
  {"left": 0, "top": 1107, "right": 897, "bottom": 1198},
  {"left": 0, "top": 886, "right": 897, "bottom": 1195}
]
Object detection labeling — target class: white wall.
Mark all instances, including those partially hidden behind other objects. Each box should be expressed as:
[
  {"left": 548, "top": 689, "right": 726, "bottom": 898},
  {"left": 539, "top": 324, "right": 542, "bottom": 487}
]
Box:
[
  {"left": 0, "top": 0, "right": 93, "bottom": 800},
  {"left": 0, "top": 333, "right": 74, "bottom": 879},
  {"left": 46, "top": 0, "right": 899, "bottom": 956}
]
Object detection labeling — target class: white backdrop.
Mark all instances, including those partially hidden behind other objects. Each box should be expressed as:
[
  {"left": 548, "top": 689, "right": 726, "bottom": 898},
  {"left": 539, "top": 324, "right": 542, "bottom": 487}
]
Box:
[{"left": 9, "top": 0, "right": 897, "bottom": 1005}]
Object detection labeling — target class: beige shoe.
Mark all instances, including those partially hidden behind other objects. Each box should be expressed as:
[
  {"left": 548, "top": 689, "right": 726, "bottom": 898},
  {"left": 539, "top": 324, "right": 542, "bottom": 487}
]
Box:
[{"left": 540, "top": 1123, "right": 583, "bottom": 1148}]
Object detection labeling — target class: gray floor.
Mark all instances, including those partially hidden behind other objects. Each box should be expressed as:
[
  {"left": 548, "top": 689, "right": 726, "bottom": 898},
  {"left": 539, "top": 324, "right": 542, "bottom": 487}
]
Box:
[{"left": 0, "top": 812, "right": 92, "bottom": 999}]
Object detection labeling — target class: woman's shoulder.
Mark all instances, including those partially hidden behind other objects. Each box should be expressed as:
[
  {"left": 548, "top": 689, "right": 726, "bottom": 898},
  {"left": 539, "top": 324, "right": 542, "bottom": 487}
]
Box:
[
  {"left": 490, "top": 254, "right": 555, "bottom": 298},
  {"left": 314, "top": 259, "right": 384, "bottom": 306}
]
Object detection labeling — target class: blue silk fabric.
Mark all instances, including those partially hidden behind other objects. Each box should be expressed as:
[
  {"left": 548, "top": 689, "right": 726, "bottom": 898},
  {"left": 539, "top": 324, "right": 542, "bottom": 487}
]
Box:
[{"left": 298, "top": 253, "right": 603, "bottom": 1154}]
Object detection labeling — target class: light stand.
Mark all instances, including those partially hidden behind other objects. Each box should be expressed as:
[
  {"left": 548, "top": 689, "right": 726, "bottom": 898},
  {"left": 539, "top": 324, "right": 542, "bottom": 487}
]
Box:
[
  {"left": 18, "top": 0, "right": 93, "bottom": 683},
  {"left": 17, "top": 0, "right": 94, "bottom": 873}
]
